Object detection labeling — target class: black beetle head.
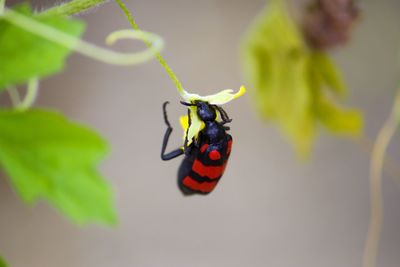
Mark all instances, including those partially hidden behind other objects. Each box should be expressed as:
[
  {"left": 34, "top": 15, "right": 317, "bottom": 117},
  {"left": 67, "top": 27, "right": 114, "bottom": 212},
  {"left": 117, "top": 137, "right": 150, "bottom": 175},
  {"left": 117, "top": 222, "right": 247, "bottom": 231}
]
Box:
[{"left": 195, "top": 101, "right": 216, "bottom": 122}]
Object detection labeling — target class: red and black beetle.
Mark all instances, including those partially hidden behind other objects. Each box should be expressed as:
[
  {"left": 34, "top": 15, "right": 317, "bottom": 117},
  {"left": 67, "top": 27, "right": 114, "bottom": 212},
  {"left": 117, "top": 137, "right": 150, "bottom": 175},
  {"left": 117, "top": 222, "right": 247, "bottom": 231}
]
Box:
[{"left": 161, "top": 101, "right": 233, "bottom": 195}]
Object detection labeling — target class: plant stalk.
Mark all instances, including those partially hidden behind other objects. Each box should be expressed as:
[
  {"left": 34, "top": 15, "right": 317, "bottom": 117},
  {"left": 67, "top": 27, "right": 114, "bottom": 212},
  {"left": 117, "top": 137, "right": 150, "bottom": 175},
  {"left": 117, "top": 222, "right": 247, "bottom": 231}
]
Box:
[
  {"left": 363, "top": 90, "right": 400, "bottom": 267},
  {"left": 17, "top": 78, "right": 39, "bottom": 111},
  {"left": 355, "top": 135, "right": 400, "bottom": 183},
  {"left": 7, "top": 86, "right": 21, "bottom": 107},
  {"left": 4, "top": 8, "right": 164, "bottom": 66},
  {"left": 0, "top": 0, "right": 5, "bottom": 15},
  {"left": 40, "top": 0, "right": 108, "bottom": 17},
  {"left": 115, "top": 0, "right": 186, "bottom": 96}
]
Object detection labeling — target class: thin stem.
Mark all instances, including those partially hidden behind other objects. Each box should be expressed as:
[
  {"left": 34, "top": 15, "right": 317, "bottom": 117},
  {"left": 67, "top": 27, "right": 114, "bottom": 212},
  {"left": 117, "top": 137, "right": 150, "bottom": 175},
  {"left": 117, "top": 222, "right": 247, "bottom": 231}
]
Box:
[
  {"left": 41, "top": 0, "right": 108, "bottom": 17},
  {"left": 363, "top": 91, "right": 400, "bottom": 267},
  {"left": 355, "top": 135, "right": 400, "bottom": 184},
  {"left": 7, "top": 86, "right": 21, "bottom": 107},
  {"left": 17, "top": 78, "right": 39, "bottom": 111},
  {"left": 115, "top": 0, "right": 186, "bottom": 96},
  {"left": 0, "top": 0, "right": 5, "bottom": 15},
  {"left": 3, "top": 8, "right": 164, "bottom": 65}
]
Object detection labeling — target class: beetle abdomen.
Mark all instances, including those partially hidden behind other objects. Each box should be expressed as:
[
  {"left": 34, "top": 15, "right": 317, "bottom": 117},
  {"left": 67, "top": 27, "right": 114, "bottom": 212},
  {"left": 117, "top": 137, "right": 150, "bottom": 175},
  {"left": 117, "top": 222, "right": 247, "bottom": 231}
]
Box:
[{"left": 177, "top": 135, "right": 232, "bottom": 195}]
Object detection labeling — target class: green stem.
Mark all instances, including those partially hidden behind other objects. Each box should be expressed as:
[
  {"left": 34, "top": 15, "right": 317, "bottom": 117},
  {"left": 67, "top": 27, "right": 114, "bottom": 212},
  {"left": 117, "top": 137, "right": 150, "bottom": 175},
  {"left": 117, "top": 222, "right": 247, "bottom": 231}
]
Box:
[
  {"left": 40, "top": 0, "right": 108, "bottom": 17},
  {"left": 355, "top": 135, "right": 400, "bottom": 184},
  {"left": 115, "top": 0, "right": 185, "bottom": 96},
  {"left": 3, "top": 8, "right": 164, "bottom": 65},
  {"left": 7, "top": 86, "right": 21, "bottom": 107},
  {"left": 17, "top": 78, "right": 39, "bottom": 111},
  {"left": 0, "top": 0, "right": 5, "bottom": 15},
  {"left": 363, "top": 90, "right": 400, "bottom": 267}
]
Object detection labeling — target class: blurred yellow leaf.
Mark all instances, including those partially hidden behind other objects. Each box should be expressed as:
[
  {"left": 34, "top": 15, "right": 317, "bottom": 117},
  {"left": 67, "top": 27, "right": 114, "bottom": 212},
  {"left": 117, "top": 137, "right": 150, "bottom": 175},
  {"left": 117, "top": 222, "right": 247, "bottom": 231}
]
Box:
[
  {"left": 243, "top": 0, "right": 363, "bottom": 158},
  {"left": 316, "top": 95, "right": 363, "bottom": 135},
  {"left": 311, "top": 52, "right": 346, "bottom": 97}
]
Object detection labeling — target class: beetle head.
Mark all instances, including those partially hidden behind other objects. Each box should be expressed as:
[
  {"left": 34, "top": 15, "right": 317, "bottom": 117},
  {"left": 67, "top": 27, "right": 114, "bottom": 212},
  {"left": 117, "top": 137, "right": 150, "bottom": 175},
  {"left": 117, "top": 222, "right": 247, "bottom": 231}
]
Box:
[
  {"left": 195, "top": 101, "right": 217, "bottom": 122},
  {"left": 180, "top": 100, "right": 216, "bottom": 122}
]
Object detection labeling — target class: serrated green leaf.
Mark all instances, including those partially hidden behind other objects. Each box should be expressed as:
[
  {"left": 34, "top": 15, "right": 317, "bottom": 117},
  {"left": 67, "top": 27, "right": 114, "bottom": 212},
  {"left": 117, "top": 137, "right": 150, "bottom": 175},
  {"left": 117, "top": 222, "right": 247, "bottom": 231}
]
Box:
[
  {"left": 0, "top": 4, "right": 85, "bottom": 90},
  {"left": 0, "top": 109, "right": 117, "bottom": 225},
  {"left": 0, "top": 256, "right": 7, "bottom": 267},
  {"left": 243, "top": 0, "right": 363, "bottom": 158}
]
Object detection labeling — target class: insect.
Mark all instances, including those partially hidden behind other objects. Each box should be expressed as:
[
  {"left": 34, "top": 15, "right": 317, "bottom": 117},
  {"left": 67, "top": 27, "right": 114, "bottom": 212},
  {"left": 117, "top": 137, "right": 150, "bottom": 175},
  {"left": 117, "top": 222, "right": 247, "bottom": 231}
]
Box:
[{"left": 161, "top": 100, "right": 233, "bottom": 195}]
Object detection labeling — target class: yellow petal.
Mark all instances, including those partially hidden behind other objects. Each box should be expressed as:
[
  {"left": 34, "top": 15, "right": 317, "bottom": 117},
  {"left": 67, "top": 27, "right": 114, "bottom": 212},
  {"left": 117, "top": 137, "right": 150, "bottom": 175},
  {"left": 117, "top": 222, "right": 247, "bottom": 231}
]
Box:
[
  {"left": 179, "top": 115, "right": 189, "bottom": 141},
  {"left": 186, "top": 106, "right": 205, "bottom": 145},
  {"left": 205, "top": 85, "right": 246, "bottom": 105},
  {"left": 180, "top": 107, "right": 205, "bottom": 146}
]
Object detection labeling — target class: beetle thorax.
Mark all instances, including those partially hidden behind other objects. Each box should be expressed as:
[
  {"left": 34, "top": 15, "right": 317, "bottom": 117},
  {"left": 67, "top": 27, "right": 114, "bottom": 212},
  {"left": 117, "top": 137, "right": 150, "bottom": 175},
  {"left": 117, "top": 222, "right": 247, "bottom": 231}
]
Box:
[{"left": 203, "top": 121, "right": 225, "bottom": 142}]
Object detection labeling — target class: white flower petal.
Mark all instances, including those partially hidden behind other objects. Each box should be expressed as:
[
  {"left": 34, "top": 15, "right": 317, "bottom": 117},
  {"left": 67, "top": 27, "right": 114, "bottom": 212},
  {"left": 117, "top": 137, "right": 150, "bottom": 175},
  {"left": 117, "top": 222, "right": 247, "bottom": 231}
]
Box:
[{"left": 181, "top": 86, "right": 246, "bottom": 105}]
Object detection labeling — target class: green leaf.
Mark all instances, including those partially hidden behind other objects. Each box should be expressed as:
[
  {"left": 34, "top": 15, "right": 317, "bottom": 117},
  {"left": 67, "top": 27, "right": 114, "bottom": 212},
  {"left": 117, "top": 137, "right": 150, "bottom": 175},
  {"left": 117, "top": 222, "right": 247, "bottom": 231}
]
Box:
[
  {"left": 243, "top": 0, "right": 363, "bottom": 158},
  {"left": 0, "top": 109, "right": 117, "bottom": 225},
  {"left": 0, "top": 256, "right": 7, "bottom": 267},
  {"left": 0, "top": 4, "right": 85, "bottom": 90}
]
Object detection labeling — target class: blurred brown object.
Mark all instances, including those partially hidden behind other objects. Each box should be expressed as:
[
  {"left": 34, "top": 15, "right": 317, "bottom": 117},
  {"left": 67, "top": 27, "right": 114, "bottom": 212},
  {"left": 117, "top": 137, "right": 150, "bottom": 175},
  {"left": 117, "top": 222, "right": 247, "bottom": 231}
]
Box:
[{"left": 303, "top": 0, "right": 359, "bottom": 49}]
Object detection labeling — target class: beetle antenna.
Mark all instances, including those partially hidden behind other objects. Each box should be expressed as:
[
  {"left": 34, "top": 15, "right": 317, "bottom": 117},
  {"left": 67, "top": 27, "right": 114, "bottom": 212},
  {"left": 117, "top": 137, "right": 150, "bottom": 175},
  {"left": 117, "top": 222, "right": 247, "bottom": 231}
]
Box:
[
  {"left": 162, "top": 101, "right": 172, "bottom": 128},
  {"left": 180, "top": 101, "right": 196, "bottom": 107}
]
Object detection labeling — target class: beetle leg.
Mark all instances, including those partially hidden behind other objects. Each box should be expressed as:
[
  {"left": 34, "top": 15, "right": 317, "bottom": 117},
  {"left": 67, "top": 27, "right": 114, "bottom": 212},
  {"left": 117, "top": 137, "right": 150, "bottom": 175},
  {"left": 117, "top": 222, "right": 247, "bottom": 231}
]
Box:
[
  {"left": 214, "top": 105, "right": 232, "bottom": 125},
  {"left": 161, "top": 102, "right": 184, "bottom": 161},
  {"left": 162, "top": 101, "right": 172, "bottom": 128},
  {"left": 161, "top": 127, "right": 184, "bottom": 161}
]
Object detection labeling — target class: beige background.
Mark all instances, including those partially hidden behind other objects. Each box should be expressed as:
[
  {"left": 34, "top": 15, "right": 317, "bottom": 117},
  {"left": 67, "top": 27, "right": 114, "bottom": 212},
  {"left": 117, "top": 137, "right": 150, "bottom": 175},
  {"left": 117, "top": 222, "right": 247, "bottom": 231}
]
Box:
[{"left": 1, "top": 0, "right": 400, "bottom": 266}]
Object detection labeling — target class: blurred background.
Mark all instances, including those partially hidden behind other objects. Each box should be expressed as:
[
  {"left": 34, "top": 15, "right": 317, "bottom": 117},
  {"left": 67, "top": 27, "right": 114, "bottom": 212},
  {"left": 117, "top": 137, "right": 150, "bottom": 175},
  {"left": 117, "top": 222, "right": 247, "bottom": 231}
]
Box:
[{"left": 1, "top": 0, "right": 400, "bottom": 266}]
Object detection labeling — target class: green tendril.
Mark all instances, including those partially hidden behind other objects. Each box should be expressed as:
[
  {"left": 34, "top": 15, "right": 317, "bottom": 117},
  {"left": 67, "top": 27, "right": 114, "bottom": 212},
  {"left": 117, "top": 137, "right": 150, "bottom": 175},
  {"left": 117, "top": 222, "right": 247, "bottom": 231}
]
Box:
[
  {"left": 40, "top": 0, "right": 108, "bottom": 17},
  {"left": 115, "top": 0, "right": 186, "bottom": 96},
  {"left": 3, "top": 8, "right": 164, "bottom": 65},
  {"left": 17, "top": 78, "right": 39, "bottom": 111}
]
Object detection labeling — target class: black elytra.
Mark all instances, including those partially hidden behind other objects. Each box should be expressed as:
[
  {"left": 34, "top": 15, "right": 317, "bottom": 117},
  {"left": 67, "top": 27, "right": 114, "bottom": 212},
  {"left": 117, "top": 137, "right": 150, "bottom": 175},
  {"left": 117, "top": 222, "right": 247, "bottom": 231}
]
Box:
[{"left": 161, "top": 100, "right": 233, "bottom": 195}]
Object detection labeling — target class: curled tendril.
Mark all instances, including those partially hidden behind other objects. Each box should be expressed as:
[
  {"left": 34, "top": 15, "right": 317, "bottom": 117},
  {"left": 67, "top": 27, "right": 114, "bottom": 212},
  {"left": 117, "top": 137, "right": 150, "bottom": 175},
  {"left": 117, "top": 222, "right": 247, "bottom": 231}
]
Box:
[
  {"left": 103, "top": 29, "right": 164, "bottom": 65},
  {"left": 2, "top": 8, "right": 164, "bottom": 65}
]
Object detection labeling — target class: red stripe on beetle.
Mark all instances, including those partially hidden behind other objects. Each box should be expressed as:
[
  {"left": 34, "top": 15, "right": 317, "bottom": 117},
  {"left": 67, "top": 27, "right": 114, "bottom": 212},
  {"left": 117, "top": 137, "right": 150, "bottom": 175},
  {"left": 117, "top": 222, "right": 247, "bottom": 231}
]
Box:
[
  {"left": 182, "top": 176, "right": 217, "bottom": 193},
  {"left": 200, "top": 144, "right": 209, "bottom": 153},
  {"left": 192, "top": 159, "right": 224, "bottom": 179}
]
